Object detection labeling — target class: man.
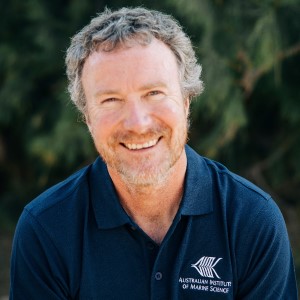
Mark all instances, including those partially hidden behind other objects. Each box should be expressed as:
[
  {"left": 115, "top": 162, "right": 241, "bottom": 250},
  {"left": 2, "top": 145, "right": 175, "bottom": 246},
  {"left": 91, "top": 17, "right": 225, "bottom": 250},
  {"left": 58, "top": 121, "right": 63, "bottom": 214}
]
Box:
[{"left": 10, "top": 7, "right": 297, "bottom": 299}]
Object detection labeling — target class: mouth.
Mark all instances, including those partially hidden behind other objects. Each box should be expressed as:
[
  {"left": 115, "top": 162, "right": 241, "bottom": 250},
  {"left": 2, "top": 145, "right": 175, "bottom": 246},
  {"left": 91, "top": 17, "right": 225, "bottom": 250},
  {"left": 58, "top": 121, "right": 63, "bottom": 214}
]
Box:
[{"left": 122, "top": 138, "right": 159, "bottom": 150}]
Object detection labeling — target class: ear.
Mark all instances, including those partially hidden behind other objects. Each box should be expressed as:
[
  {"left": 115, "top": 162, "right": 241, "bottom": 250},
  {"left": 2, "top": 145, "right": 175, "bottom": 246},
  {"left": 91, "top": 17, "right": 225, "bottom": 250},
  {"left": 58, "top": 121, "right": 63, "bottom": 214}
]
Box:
[
  {"left": 184, "top": 97, "right": 190, "bottom": 116},
  {"left": 85, "top": 113, "right": 93, "bottom": 136}
]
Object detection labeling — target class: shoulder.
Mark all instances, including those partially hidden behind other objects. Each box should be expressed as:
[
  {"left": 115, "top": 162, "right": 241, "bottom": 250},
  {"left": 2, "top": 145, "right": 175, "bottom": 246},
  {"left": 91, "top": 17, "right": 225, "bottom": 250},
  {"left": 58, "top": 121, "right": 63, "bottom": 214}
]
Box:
[
  {"left": 204, "top": 157, "right": 270, "bottom": 201},
  {"left": 198, "top": 153, "right": 288, "bottom": 253},
  {"left": 24, "top": 164, "right": 91, "bottom": 217},
  {"left": 204, "top": 156, "right": 282, "bottom": 226},
  {"left": 186, "top": 145, "right": 271, "bottom": 202},
  {"left": 10, "top": 164, "right": 97, "bottom": 298},
  {"left": 14, "top": 163, "right": 95, "bottom": 245},
  {"left": 186, "top": 145, "right": 280, "bottom": 223},
  {"left": 13, "top": 162, "right": 97, "bottom": 260},
  {"left": 201, "top": 155, "right": 276, "bottom": 219}
]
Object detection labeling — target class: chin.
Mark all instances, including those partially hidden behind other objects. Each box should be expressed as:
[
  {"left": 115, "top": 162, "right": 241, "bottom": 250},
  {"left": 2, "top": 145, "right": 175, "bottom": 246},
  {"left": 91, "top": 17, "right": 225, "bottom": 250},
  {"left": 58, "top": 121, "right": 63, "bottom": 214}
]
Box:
[
  {"left": 120, "top": 172, "right": 168, "bottom": 188},
  {"left": 117, "top": 160, "right": 176, "bottom": 187}
]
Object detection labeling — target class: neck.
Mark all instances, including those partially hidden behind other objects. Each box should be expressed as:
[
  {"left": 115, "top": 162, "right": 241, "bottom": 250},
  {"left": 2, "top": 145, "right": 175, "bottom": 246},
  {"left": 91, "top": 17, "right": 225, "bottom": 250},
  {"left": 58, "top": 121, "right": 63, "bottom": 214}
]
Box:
[{"left": 108, "top": 151, "right": 187, "bottom": 244}]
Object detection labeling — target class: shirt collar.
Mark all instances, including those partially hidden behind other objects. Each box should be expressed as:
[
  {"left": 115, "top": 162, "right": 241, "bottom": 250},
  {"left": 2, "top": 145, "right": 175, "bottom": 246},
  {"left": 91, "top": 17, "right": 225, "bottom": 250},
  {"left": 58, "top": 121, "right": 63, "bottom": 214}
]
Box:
[
  {"left": 89, "top": 145, "right": 213, "bottom": 229},
  {"left": 89, "top": 157, "right": 131, "bottom": 229},
  {"left": 180, "top": 145, "right": 213, "bottom": 216}
]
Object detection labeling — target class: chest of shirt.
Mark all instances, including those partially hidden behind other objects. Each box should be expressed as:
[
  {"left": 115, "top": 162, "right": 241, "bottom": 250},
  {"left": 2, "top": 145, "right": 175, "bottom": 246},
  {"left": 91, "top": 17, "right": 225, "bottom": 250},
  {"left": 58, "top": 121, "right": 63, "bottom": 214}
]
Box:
[{"left": 77, "top": 215, "right": 235, "bottom": 299}]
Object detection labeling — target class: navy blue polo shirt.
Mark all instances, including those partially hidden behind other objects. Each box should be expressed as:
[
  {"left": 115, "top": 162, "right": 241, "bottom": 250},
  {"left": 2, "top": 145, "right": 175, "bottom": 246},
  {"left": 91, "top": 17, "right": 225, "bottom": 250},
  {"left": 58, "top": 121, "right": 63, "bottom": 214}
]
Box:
[{"left": 10, "top": 146, "right": 297, "bottom": 299}]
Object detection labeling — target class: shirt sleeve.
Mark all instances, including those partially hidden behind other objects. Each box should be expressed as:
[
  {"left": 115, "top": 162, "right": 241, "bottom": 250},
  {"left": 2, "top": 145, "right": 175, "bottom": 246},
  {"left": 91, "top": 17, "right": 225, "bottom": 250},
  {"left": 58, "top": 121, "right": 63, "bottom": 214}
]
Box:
[
  {"left": 235, "top": 197, "right": 298, "bottom": 299},
  {"left": 10, "top": 209, "right": 71, "bottom": 299}
]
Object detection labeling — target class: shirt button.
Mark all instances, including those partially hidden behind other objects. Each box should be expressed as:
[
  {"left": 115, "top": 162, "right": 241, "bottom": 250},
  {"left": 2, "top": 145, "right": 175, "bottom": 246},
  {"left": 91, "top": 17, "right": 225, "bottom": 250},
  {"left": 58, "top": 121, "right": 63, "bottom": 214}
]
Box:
[
  {"left": 147, "top": 242, "right": 155, "bottom": 250},
  {"left": 155, "top": 272, "right": 163, "bottom": 281}
]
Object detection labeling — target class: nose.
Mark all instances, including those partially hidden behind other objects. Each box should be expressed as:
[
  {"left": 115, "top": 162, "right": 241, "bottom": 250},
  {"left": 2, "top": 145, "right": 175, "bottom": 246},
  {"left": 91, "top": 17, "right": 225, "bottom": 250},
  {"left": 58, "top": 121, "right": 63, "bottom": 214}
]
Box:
[{"left": 122, "top": 99, "right": 152, "bottom": 133}]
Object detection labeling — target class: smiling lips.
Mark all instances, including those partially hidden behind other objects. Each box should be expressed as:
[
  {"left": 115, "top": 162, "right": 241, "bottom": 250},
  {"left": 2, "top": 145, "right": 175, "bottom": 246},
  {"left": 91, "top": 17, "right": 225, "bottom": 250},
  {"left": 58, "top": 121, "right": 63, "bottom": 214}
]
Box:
[{"left": 123, "top": 139, "right": 159, "bottom": 150}]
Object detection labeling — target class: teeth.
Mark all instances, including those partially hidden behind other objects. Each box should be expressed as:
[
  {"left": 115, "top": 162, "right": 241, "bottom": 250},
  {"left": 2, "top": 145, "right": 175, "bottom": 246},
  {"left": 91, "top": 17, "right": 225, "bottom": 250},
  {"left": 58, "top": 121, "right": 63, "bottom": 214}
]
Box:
[{"left": 125, "top": 139, "right": 158, "bottom": 150}]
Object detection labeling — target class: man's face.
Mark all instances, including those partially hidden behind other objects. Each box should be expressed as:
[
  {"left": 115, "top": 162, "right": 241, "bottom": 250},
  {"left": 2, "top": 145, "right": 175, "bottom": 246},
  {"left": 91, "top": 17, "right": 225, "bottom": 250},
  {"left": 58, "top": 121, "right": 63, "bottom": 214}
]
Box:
[{"left": 82, "top": 38, "right": 189, "bottom": 186}]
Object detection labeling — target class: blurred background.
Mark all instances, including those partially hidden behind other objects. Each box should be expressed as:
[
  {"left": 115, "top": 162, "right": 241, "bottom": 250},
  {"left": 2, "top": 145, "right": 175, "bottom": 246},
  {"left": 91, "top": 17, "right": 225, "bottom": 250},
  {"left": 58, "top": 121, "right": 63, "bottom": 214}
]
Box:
[{"left": 1, "top": 0, "right": 299, "bottom": 297}]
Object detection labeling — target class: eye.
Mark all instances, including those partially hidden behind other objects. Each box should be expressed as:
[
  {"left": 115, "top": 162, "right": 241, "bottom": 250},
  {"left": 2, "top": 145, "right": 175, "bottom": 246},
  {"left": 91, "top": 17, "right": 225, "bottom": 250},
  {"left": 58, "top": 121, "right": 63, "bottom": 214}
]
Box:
[
  {"left": 145, "top": 90, "right": 166, "bottom": 102},
  {"left": 148, "top": 90, "right": 162, "bottom": 96},
  {"left": 101, "top": 97, "right": 120, "bottom": 104}
]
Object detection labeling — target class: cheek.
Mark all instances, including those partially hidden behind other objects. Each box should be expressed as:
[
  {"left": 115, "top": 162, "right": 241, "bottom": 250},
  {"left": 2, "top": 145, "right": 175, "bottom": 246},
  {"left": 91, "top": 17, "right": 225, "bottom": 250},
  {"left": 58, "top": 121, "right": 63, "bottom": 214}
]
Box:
[
  {"left": 87, "top": 113, "right": 116, "bottom": 143},
  {"left": 156, "top": 102, "right": 188, "bottom": 126},
  {"left": 88, "top": 106, "right": 122, "bottom": 129}
]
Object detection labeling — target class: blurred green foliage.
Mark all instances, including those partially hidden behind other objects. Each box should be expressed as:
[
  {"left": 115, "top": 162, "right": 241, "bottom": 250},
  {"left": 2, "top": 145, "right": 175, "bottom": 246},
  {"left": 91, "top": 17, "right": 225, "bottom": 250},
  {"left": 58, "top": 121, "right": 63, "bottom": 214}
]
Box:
[{"left": 0, "top": 0, "right": 299, "bottom": 288}]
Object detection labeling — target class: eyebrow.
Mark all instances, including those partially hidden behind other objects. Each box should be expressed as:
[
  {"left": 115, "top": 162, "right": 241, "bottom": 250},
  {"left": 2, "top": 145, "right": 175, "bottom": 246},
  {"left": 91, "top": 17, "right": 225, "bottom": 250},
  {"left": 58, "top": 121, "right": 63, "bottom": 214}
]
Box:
[
  {"left": 94, "top": 81, "right": 168, "bottom": 98},
  {"left": 94, "top": 89, "right": 120, "bottom": 98},
  {"left": 138, "top": 81, "right": 167, "bottom": 91}
]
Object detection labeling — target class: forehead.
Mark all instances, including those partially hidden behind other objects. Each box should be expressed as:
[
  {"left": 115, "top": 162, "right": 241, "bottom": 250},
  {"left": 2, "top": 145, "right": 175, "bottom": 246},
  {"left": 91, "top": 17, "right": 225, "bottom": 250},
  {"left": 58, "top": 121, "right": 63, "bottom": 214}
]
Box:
[{"left": 83, "top": 38, "right": 178, "bottom": 76}]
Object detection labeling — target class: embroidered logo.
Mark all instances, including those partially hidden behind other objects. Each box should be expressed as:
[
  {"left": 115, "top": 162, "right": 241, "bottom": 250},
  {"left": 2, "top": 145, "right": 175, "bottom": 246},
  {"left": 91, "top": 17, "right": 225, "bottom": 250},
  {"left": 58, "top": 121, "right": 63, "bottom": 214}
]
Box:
[{"left": 191, "top": 256, "right": 223, "bottom": 279}]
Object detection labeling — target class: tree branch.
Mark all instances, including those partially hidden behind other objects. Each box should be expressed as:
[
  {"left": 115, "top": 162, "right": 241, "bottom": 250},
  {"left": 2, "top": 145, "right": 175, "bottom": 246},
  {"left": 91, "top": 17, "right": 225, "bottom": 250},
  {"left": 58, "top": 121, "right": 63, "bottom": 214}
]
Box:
[{"left": 237, "top": 42, "right": 300, "bottom": 96}]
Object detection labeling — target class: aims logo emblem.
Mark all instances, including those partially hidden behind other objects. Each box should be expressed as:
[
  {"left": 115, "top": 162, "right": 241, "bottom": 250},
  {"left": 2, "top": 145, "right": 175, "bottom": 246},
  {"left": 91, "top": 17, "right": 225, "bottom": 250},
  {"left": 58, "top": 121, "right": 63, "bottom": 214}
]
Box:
[{"left": 191, "top": 256, "right": 223, "bottom": 279}]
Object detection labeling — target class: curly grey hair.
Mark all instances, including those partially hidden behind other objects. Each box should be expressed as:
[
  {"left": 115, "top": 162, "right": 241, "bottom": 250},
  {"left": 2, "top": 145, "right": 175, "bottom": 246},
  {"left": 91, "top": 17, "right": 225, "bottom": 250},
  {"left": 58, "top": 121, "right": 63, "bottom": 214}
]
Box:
[{"left": 65, "top": 7, "right": 203, "bottom": 116}]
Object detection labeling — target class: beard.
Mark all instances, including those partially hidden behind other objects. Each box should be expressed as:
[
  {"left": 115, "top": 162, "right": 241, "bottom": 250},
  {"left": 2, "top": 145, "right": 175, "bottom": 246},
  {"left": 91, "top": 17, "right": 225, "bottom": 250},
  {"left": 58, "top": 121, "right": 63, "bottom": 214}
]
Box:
[{"left": 96, "top": 120, "right": 188, "bottom": 187}]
